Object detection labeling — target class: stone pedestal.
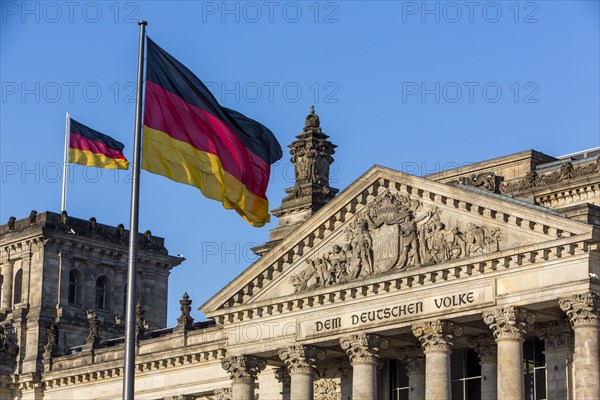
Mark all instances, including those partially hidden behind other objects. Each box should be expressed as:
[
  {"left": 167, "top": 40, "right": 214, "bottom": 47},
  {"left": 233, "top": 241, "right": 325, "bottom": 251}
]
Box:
[
  {"left": 539, "top": 320, "right": 574, "bottom": 400},
  {"left": 412, "top": 320, "right": 462, "bottom": 400},
  {"left": 484, "top": 306, "right": 535, "bottom": 400},
  {"left": 221, "top": 355, "right": 265, "bottom": 400},
  {"left": 340, "top": 333, "right": 388, "bottom": 400},
  {"left": 560, "top": 293, "right": 600, "bottom": 400},
  {"left": 470, "top": 334, "right": 498, "bottom": 400},
  {"left": 397, "top": 347, "right": 425, "bottom": 400},
  {"left": 279, "top": 345, "right": 325, "bottom": 400}
]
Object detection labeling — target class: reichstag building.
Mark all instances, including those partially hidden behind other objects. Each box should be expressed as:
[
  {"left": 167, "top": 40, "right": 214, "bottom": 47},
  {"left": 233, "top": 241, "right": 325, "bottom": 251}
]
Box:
[{"left": 1, "top": 108, "right": 599, "bottom": 400}]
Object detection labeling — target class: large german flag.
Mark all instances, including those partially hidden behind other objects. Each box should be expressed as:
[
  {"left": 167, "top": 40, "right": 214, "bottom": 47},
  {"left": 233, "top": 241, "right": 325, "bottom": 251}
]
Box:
[
  {"left": 69, "top": 118, "right": 129, "bottom": 170},
  {"left": 142, "top": 38, "right": 282, "bottom": 227}
]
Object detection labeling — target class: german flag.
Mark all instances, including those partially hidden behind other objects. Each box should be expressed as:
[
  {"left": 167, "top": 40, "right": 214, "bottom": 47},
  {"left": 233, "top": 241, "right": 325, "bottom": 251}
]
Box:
[
  {"left": 69, "top": 119, "right": 129, "bottom": 170},
  {"left": 142, "top": 38, "right": 282, "bottom": 227}
]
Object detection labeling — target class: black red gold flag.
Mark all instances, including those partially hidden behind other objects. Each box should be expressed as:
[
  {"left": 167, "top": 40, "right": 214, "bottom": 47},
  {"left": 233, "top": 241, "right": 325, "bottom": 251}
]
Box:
[
  {"left": 69, "top": 118, "right": 129, "bottom": 170},
  {"left": 142, "top": 37, "right": 282, "bottom": 227}
]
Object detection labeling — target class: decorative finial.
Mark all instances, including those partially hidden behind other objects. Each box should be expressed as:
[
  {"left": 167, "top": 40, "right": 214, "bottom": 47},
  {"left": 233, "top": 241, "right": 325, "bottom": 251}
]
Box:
[
  {"left": 84, "top": 310, "right": 101, "bottom": 349},
  {"left": 305, "top": 105, "right": 320, "bottom": 129},
  {"left": 310, "top": 105, "right": 315, "bottom": 114},
  {"left": 176, "top": 292, "right": 194, "bottom": 331}
]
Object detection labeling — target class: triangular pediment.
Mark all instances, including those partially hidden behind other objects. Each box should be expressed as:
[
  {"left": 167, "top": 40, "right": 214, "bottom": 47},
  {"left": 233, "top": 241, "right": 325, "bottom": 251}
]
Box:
[{"left": 201, "top": 166, "right": 592, "bottom": 317}]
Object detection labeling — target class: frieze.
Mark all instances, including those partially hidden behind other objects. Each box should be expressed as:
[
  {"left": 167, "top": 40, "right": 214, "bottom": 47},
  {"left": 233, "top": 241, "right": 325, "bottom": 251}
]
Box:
[
  {"left": 499, "top": 157, "right": 600, "bottom": 193},
  {"left": 291, "top": 190, "right": 502, "bottom": 292},
  {"left": 453, "top": 172, "right": 499, "bottom": 193}
]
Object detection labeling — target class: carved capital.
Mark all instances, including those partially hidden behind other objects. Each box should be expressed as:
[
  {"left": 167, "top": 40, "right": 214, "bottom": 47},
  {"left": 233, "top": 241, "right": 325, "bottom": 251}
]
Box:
[
  {"left": 279, "top": 345, "right": 326, "bottom": 375},
  {"left": 412, "top": 320, "right": 462, "bottom": 352},
  {"left": 483, "top": 306, "right": 535, "bottom": 341},
  {"left": 397, "top": 346, "right": 425, "bottom": 375},
  {"left": 538, "top": 320, "right": 574, "bottom": 351},
  {"left": 221, "top": 355, "right": 266, "bottom": 383},
  {"left": 339, "top": 333, "right": 389, "bottom": 365},
  {"left": 214, "top": 387, "right": 232, "bottom": 400},
  {"left": 274, "top": 366, "right": 291, "bottom": 385},
  {"left": 559, "top": 293, "right": 600, "bottom": 327},
  {"left": 469, "top": 334, "right": 497, "bottom": 364}
]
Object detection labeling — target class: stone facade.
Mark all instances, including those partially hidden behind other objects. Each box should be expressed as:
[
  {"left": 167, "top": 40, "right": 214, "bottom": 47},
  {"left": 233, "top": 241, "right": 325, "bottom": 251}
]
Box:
[{"left": 0, "top": 110, "right": 598, "bottom": 399}]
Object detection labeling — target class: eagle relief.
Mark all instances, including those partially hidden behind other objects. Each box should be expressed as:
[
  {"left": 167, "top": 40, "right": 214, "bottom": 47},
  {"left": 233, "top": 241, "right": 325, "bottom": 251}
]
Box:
[{"left": 290, "top": 190, "right": 502, "bottom": 293}]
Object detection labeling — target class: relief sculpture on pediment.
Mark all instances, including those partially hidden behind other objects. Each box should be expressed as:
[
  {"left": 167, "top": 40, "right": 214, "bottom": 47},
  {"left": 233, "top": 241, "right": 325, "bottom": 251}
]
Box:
[{"left": 291, "top": 190, "right": 502, "bottom": 292}]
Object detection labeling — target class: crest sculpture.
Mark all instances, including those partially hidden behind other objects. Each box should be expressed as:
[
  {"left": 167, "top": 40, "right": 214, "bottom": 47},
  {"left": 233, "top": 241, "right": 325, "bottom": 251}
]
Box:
[{"left": 291, "top": 189, "right": 502, "bottom": 292}]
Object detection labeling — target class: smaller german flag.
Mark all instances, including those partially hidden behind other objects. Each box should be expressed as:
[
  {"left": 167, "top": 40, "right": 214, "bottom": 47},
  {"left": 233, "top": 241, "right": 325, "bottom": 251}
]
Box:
[{"left": 69, "top": 118, "right": 129, "bottom": 170}]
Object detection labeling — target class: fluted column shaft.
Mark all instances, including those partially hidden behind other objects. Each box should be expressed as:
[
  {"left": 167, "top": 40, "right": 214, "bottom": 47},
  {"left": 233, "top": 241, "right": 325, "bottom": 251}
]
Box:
[
  {"left": 412, "top": 320, "right": 462, "bottom": 400},
  {"left": 560, "top": 293, "right": 600, "bottom": 400},
  {"left": 340, "top": 333, "right": 388, "bottom": 400},
  {"left": 397, "top": 347, "right": 425, "bottom": 400},
  {"left": 221, "top": 355, "right": 265, "bottom": 400},
  {"left": 539, "top": 320, "right": 573, "bottom": 400},
  {"left": 470, "top": 334, "right": 498, "bottom": 400},
  {"left": 279, "top": 345, "right": 325, "bottom": 400},
  {"left": 483, "top": 306, "right": 535, "bottom": 400}
]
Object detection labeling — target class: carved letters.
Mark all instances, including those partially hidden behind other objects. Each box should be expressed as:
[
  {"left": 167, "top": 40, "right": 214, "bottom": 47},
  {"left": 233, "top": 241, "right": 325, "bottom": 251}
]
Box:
[{"left": 291, "top": 190, "right": 502, "bottom": 292}]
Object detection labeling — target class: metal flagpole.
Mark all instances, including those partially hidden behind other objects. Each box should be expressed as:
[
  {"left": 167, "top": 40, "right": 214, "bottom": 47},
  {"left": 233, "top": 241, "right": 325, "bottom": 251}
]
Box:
[
  {"left": 61, "top": 111, "right": 71, "bottom": 212},
  {"left": 123, "top": 20, "right": 147, "bottom": 400}
]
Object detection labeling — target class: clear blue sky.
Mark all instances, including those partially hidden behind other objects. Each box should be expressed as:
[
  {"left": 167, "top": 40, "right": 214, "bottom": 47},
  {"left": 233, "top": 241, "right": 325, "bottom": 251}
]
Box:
[{"left": 1, "top": 1, "right": 599, "bottom": 323}]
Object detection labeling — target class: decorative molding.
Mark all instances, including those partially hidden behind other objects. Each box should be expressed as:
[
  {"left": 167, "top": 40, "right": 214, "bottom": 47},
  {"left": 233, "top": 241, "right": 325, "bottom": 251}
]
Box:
[
  {"left": 279, "top": 345, "right": 325, "bottom": 375},
  {"left": 412, "top": 320, "right": 462, "bottom": 352},
  {"left": 221, "top": 355, "right": 266, "bottom": 383},
  {"left": 483, "top": 306, "right": 535, "bottom": 341},
  {"left": 339, "top": 333, "right": 388, "bottom": 364},
  {"left": 454, "top": 172, "right": 499, "bottom": 192},
  {"left": 291, "top": 189, "right": 502, "bottom": 292},
  {"left": 559, "top": 293, "right": 600, "bottom": 327},
  {"left": 500, "top": 157, "right": 600, "bottom": 193},
  {"left": 468, "top": 334, "right": 497, "bottom": 364}
]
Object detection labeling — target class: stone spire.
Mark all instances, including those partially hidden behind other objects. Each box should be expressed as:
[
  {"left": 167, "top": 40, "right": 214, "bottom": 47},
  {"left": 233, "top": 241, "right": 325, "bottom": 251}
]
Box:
[{"left": 253, "top": 106, "right": 338, "bottom": 255}]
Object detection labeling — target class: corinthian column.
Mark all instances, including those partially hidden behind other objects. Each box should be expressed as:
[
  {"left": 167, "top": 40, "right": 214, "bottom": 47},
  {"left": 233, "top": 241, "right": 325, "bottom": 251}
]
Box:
[
  {"left": 559, "top": 293, "right": 600, "bottom": 400},
  {"left": 340, "top": 333, "right": 389, "bottom": 400},
  {"left": 279, "top": 345, "right": 325, "bottom": 400},
  {"left": 483, "top": 306, "right": 535, "bottom": 400},
  {"left": 538, "top": 320, "right": 574, "bottom": 400},
  {"left": 397, "top": 346, "right": 425, "bottom": 400},
  {"left": 470, "top": 334, "right": 498, "bottom": 400},
  {"left": 412, "top": 320, "right": 462, "bottom": 400},
  {"left": 221, "top": 355, "right": 266, "bottom": 400}
]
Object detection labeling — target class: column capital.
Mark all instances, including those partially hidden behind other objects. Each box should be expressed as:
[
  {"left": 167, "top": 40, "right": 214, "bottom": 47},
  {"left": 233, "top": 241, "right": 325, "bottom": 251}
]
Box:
[
  {"left": 339, "top": 333, "right": 389, "bottom": 364},
  {"left": 412, "top": 320, "right": 462, "bottom": 352},
  {"left": 469, "top": 333, "right": 497, "bottom": 364},
  {"left": 538, "top": 319, "right": 574, "bottom": 351},
  {"left": 221, "top": 355, "right": 266, "bottom": 383},
  {"left": 559, "top": 293, "right": 600, "bottom": 328},
  {"left": 278, "top": 344, "right": 325, "bottom": 374},
  {"left": 397, "top": 346, "right": 425, "bottom": 375},
  {"left": 483, "top": 306, "right": 535, "bottom": 341},
  {"left": 274, "top": 366, "right": 291, "bottom": 385},
  {"left": 213, "top": 387, "right": 232, "bottom": 400}
]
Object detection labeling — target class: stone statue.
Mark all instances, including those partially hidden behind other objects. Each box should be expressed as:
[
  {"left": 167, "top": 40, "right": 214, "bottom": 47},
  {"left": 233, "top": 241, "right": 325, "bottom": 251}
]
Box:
[
  {"left": 7, "top": 216, "right": 16, "bottom": 231},
  {"left": 44, "top": 320, "right": 59, "bottom": 357},
  {"left": 29, "top": 210, "right": 37, "bottom": 223},
  {"left": 88, "top": 217, "right": 98, "bottom": 232},
  {"left": 136, "top": 303, "right": 147, "bottom": 338},
  {"left": 60, "top": 210, "right": 69, "bottom": 224},
  {"left": 85, "top": 310, "right": 101, "bottom": 348}
]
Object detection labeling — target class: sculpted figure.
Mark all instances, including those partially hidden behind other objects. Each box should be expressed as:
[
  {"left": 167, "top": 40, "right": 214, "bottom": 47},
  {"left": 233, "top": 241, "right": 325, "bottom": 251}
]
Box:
[
  {"left": 447, "top": 227, "right": 466, "bottom": 259},
  {"left": 344, "top": 244, "right": 362, "bottom": 279},
  {"left": 327, "top": 244, "right": 347, "bottom": 279},
  {"left": 316, "top": 257, "right": 335, "bottom": 286},
  {"left": 290, "top": 260, "right": 319, "bottom": 292},
  {"left": 306, "top": 144, "right": 318, "bottom": 183},
  {"left": 428, "top": 222, "right": 450, "bottom": 263},
  {"left": 346, "top": 219, "right": 374, "bottom": 275},
  {"left": 465, "top": 223, "right": 487, "bottom": 255}
]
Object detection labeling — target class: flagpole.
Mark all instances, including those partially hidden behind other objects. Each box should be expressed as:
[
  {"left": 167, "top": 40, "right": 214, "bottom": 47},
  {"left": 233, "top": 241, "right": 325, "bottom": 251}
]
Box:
[
  {"left": 61, "top": 111, "right": 71, "bottom": 212},
  {"left": 123, "top": 20, "right": 147, "bottom": 400}
]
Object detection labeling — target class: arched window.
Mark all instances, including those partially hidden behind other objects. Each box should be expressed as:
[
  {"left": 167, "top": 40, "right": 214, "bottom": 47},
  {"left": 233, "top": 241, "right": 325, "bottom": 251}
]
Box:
[
  {"left": 13, "top": 269, "right": 23, "bottom": 306},
  {"left": 68, "top": 270, "right": 80, "bottom": 304},
  {"left": 95, "top": 276, "right": 108, "bottom": 310}
]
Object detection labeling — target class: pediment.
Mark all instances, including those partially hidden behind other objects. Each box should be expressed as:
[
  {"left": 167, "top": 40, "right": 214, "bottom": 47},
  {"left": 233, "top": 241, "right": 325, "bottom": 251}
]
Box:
[{"left": 201, "top": 166, "right": 592, "bottom": 317}]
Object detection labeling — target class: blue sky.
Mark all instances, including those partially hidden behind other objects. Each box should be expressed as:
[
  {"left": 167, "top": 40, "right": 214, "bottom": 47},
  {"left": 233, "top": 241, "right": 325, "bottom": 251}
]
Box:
[{"left": 1, "top": 1, "right": 599, "bottom": 323}]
